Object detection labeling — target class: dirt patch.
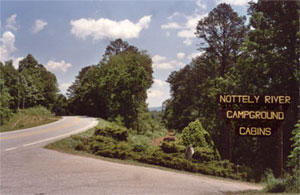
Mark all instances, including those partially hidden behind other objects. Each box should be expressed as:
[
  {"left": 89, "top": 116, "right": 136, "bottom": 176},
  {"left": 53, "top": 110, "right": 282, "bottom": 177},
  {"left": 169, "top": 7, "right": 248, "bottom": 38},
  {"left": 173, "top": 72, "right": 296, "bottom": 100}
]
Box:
[{"left": 151, "top": 130, "right": 176, "bottom": 146}]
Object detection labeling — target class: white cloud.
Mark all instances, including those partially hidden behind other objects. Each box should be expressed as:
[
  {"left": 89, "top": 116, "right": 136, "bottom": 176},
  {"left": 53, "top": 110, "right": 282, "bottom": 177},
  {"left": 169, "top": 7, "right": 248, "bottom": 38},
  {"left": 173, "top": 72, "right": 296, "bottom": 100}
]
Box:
[
  {"left": 162, "top": 5, "right": 207, "bottom": 46},
  {"left": 187, "top": 51, "right": 205, "bottom": 60},
  {"left": 195, "top": 0, "right": 207, "bottom": 9},
  {"left": 161, "top": 22, "right": 182, "bottom": 29},
  {"left": 167, "top": 12, "right": 184, "bottom": 20},
  {"left": 46, "top": 60, "right": 72, "bottom": 72},
  {"left": 153, "top": 79, "right": 168, "bottom": 87},
  {"left": 70, "top": 15, "right": 151, "bottom": 40},
  {"left": 216, "top": 0, "right": 250, "bottom": 6},
  {"left": 153, "top": 62, "right": 174, "bottom": 70},
  {"left": 5, "top": 14, "right": 18, "bottom": 31},
  {"left": 147, "top": 79, "right": 170, "bottom": 107},
  {"left": 152, "top": 55, "right": 167, "bottom": 63},
  {"left": 0, "top": 31, "right": 16, "bottom": 62},
  {"left": 13, "top": 57, "right": 24, "bottom": 69},
  {"left": 183, "top": 39, "right": 192, "bottom": 46},
  {"left": 176, "top": 52, "right": 185, "bottom": 60},
  {"left": 32, "top": 19, "right": 48, "bottom": 33},
  {"left": 152, "top": 55, "right": 185, "bottom": 70},
  {"left": 147, "top": 90, "right": 163, "bottom": 98},
  {"left": 59, "top": 82, "right": 72, "bottom": 95},
  {"left": 152, "top": 55, "right": 174, "bottom": 70},
  {"left": 177, "top": 30, "right": 195, "bottom": 39}
]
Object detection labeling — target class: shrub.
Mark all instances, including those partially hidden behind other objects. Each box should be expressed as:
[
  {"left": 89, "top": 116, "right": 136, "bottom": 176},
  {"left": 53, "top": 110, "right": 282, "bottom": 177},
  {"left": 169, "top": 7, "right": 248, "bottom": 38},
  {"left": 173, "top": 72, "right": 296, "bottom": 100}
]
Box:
[
  {"left": 160, "top": 142, "right": 180, "bottom": 153},
  {"left": 192, "top": 147, "right": 218, "bottom": 162},
  {"left": 94, "top": 126, "right": 128, "bottom": 141},
  {"left": 127, "top": 134, "right": 151, "bottom": 152},
  {"left": 181, "top": 120, "right": 215, "bottom": 148},
  {"left": 263, "top": 169, "right": 286, "bottom": 193},
  {"left": 285, "top": 168, "right": 300, "bottom": 193}
]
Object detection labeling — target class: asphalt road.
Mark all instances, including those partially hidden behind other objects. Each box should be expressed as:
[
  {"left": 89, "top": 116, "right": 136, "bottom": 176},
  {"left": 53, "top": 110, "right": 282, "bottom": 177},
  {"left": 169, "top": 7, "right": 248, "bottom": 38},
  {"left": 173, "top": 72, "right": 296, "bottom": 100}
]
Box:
[{"left": 0, "top": 116, "right": 263, "bottom": 195}]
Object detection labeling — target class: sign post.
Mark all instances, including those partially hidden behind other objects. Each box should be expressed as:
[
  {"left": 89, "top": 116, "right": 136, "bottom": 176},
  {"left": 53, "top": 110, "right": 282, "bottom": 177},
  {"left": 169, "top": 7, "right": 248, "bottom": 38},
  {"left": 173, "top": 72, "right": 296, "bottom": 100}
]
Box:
[{"left": 218, "top": 95, "right": 290, "bottom": 177}]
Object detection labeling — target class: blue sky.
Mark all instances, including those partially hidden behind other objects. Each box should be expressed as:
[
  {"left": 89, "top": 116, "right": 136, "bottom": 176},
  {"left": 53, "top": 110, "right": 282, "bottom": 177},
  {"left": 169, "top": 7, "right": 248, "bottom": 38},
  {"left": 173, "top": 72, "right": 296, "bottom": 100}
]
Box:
[{"left": 0, "top": 0, "right": 253, "bottom": 107}]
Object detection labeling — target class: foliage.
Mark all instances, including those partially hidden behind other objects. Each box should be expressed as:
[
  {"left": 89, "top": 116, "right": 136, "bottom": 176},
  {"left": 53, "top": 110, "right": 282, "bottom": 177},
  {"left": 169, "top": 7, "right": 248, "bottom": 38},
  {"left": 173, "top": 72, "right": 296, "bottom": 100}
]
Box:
[
  {"left": 196, "top": 3, "right": 248, "bottom": 76},
  {"left": 263, "top": 169, "right": 286, "bottom": 193},
  {"left": 67, "top": 39, "right": 153, "bottom": 131},
  {"left": 0, "top": 54, "right": 60, "bottom": 118},
  {"left": 18, "top": 54, "right": 58, "bottom": 110},
  {"left": 52, "top": 94, "right": 68, "bottom": 116},
  {"left": 94, "top": 125, "right": 129, "bottom": 141},
  {"left": 182, "top": 120, "right": 214, "bottom": 148},
  {"left": 288, "top": 120, "right": 300, "bottom": 169},
  {"left": 0, "top": 67, "right": 13, "bottom": 125},
  {"left": 0, "top": 106, "right": 58, "bottom": 132},
  {"left": 68, "top": 118, "right": 243, "bottom": 180}
]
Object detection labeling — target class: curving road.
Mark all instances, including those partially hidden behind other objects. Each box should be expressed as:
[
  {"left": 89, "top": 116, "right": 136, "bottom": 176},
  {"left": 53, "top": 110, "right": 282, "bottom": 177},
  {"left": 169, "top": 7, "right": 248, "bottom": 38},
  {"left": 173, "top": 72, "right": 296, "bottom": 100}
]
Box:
[{"left": 0, "top": 116, "right": 263, "bottom": 195}]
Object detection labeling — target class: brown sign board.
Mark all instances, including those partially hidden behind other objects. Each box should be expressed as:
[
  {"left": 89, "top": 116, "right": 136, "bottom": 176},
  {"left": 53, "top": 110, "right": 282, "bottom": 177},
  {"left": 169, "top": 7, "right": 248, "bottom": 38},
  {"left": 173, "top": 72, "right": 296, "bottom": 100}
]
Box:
[{"left": 218, "top": 94, "right": 291, "bottom": 136}]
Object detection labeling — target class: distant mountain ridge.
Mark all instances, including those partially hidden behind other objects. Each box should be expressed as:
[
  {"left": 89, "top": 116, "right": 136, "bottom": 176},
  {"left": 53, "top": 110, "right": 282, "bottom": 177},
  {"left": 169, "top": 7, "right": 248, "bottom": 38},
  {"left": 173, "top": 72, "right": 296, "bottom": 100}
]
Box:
[{"left": 149, "top": 107, "right": 162, "bottom": 111}]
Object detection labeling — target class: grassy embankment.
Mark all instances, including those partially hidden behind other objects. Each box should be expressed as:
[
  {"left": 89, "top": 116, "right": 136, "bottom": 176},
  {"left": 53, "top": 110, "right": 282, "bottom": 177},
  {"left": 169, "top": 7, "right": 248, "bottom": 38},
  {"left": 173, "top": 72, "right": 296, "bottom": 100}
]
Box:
[
  {"left": 0, "top": 106, "right": 61, "bottom": 132},
  {"left": 46, "top": 118, "right": 265, "bottom": 191}
]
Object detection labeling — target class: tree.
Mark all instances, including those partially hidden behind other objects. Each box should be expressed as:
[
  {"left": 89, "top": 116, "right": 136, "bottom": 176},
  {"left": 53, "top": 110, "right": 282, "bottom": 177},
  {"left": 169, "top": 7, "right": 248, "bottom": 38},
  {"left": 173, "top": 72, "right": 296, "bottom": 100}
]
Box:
[
  {"left": 0, "top": 60, "right": 19, "bottom": 110},
  {"left": 196, "top": 3, "right": 248, "bottom": 76},
  {"left": 0, "top": 62, "right": 13, "bottom": 124},
  {"left": 68, "top": 39, "right": 153, "bottom": 131},
  {"left": 102, "top": 38, "right": 138, "bottom": 63},
  {"left": 52, "top": 94, "right": 68, "bottom": 116},
  {"left": 18, "top": 54, "right": 59, "bottom": 110}
]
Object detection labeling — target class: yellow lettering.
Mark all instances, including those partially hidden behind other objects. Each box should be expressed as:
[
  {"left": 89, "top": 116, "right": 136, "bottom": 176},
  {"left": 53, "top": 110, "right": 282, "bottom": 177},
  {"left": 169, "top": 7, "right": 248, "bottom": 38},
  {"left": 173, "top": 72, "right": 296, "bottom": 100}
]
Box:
[
  {"left": 220, "top": 95, "right": 226, "bottom": 103},
  {"left": 265, "top": 96, "right": 271, "bottom": 103},
  {"left": 226, "top": 110, "right": 233, "bottom": 119},
  {"left": 285, "top": 96, "right": 291, "bottom": 104},
  {"left": 239, "top": 127, "right": 246, "bottom": 135},
  {"left": 254, "top": 95, "right": 260, "bottom": 103}
]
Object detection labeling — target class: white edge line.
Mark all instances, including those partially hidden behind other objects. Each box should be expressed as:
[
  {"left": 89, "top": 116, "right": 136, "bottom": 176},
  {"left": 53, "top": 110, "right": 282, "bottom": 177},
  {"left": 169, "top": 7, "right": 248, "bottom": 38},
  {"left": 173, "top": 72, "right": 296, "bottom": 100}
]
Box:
[
  {"left": 23, "top": 120, "right": 98, "bottom": 147},
  {"left": 5, "top": 147, "right": 17, "bottom": 151}
]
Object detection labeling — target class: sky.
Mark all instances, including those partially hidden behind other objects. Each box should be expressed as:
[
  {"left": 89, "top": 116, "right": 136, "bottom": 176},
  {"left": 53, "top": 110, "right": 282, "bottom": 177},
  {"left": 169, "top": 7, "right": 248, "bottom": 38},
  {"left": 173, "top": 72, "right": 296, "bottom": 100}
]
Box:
[{"left": 0, "top": 0, "right": 254, "bottom": 108}]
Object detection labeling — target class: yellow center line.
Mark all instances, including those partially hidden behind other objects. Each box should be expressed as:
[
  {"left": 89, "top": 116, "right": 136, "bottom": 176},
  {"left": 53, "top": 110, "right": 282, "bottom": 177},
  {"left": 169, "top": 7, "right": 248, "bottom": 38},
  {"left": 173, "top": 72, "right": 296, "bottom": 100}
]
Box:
[{"left": 0, "top": 117, "right": 81, "bottom": 140}]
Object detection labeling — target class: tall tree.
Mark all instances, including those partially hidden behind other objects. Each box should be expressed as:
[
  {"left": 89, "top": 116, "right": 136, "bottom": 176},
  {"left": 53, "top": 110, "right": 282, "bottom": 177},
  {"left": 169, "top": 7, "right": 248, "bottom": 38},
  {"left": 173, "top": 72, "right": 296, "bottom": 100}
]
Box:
[
  {"left": 0, "top": 60, "right": 19, "bottom": 110},
  {"left": 102, "top": 38, "right": 138, "bottom": 63},
  {"left": 0, "top": 62, "right": 13, "bottom": 124},
  {"left": 196, "top": 3, "right": 248, "bottom": 76},
  {"left": 18, "top": 54, "right": 59, "bottom": 110}
]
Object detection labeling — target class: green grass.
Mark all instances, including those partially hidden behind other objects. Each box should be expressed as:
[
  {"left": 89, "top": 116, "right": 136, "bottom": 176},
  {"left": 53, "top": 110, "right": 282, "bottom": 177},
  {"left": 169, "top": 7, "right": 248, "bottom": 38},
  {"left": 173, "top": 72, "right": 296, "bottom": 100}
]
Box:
[{"left": 0, "top": 106, "right": 61, "bottom": 132}]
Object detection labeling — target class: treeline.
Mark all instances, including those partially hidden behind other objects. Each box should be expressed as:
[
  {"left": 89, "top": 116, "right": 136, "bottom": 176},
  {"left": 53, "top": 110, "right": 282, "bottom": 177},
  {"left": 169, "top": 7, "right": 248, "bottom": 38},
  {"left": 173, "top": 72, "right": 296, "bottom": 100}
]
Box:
[
  {"left": 0, "top": 54, "right": 59, "bottom": 124},
  {"left": 162, "top": 1, "right": 299, "bottom": 180},
  {"left": 0, "top": 39, "right": 156, "bottom": 133}
]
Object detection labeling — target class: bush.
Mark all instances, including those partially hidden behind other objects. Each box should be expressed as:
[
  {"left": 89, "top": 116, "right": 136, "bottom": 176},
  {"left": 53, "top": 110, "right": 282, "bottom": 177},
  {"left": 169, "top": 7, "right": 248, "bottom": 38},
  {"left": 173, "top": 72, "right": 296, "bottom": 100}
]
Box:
[
  {"left": 285, "top": 168, "right": 300, "bottom": 193},
  {"left": 94, "top": 126, "right": 128, "bottom": 141},
  {"left": 192, "top": 147, "right": 219, "bottom": 162},
  {"left": 263, "top": 169, "right": 286, "bottom": 193},
  {"left": 160, "top": 141, "right": 184, "bottom": 153},
  {"left": 182, "top": 120, "right": 214, "bottom": 148},
  {"left": 127, "top": 134, "right": 151, "bottom": 152}
]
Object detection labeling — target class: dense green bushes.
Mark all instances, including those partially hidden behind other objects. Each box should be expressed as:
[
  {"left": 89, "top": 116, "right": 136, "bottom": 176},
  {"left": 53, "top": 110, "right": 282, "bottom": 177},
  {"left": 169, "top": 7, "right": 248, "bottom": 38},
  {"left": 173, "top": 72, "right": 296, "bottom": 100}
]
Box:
[
  {"left": 73, "top": 119, "right": 245, "bottom": 180},
  {"left": 94, "top": 125, "right": 128, "bottom": 141}
]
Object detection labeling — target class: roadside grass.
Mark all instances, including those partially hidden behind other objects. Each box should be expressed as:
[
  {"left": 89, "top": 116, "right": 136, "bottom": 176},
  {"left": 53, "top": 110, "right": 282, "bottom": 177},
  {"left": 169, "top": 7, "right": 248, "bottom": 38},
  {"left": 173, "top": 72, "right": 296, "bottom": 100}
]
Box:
[
  {"left": 0, "top": 106, "right": 61, "bottom": 132},
  {"left": 225, "top": 190, "right": 298, "bottom": 195},
  {"left": 46, "top": 118, "right": 264, "bottom": 192}
]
